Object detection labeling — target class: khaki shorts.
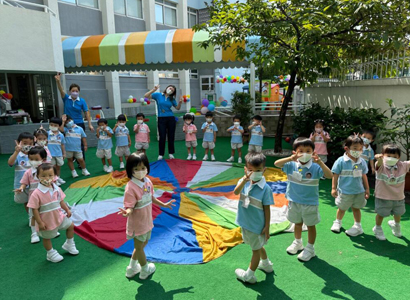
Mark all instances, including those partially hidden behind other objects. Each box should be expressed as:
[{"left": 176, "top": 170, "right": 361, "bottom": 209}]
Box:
[
  {"left": 127, "top": 230, "right": 152, "bottom": 242},
  {"left": 286, "top": 201, "right": 320, "bottom": 226},
  {"left": 38, "top": 216, "right": 72, "bottom": 239},
  {"left": 66, "top": 151, "right": 83, "bottom": 159},
  {"left": 115, "top": 146, "right": 130, "bottom": 157},
  {"left": 318, "top": 155, "right": 328, "bottom": 163},
  {"left": 248, "top": 145, "right": 262, "bottom": 153},
  {"left": 96, "top": 149, "right": 112, "bottom": 159},
  {"left": 185, "top": 140, "right": 198, "bottom": 148},
  {"left": 135, "top": 142, "right": 149, "bottom": 150},
  {"left": 14, "top": 190, "right": 29, "bottom": 204},
  {"left": 231, "top": 143, "right": 243, "bottom": 149},
  {"left": 51, "top": 156, "right": 64, "bottom": 166},
  {"left": 241, "top": 227, "right": 266, "bottom": 250},
  {"left": 375, "top": 198, "right": 406, "bottom": 217},
  {"left": 202, "top": 141, "right": 215, "bottom": 149},
  {"left": 336, "top": 192, "right": 367, "bottom": 211}
]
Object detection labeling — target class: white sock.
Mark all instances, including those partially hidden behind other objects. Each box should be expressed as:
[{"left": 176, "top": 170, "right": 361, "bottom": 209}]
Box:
[
  {"left": 354, "top": 222, "right": 362, "bottom": 227},
  {"left": 129, "top": 258, "right": 138, "bottom": 268},
  {"left": 261, "top": 258, "right": 270, "bottom": 265},
  {"left": 246, "top": 267, "right": 255, "bottom": 277},
  {"left": 336, "top": 219, "right": 342, "bottom": 223},
  {"left": 306, "top": 243, "right": 314, "bottom": 250},
  {"left": 375, "top": 225, "right": 382, "bottom": 229},
  {"left": 295, "top": 238, "right": 302, "bottom": 244},
  {"left": 30, "top": 226, "right": 36, "bottom": 234},
  {"left": 47, "top": 248, "right": 54, "bottom": 253},
  {"left": 141, "top": 263, "right": 148, "bottom": 271},
  {"left": 66, "top": 237, "right": 74, "bottom": 244}
]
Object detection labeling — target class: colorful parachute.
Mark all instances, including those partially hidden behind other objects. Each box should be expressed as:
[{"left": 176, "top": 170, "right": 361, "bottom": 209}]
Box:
[{"left": 65, "top": 159, "right": 290, "bottom": 264}]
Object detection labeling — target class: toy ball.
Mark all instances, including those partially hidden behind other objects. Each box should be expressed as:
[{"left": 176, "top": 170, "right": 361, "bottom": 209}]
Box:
[
  {"left": 195, "top": 112, "right": 201, "bottom": 116},
  {"left": 285, "top": 137, "right": 291, "bottom": 143},
  {"left": 208, "top": 104, "right": 215, "bottom": 112},
  {"left": 190, "top": 107, "right": 197, "bottom": 114},
  {"left": 96, "top": 114, "right": 101, "bottom": 119},
  {"left": 0, "top": 90, "right": 5, "bottom": 95},
  {"left": 221, "top": 100, "right": 228, "bottom": 107},
  {"left": 201, "top": 107, "right": 209, "bottom": 114},
  {"left": 373, "top": 75, "right": 379, "bottom": 79},
  {"left": 202, "top": 99, "right": 209, "bottom": 107}
]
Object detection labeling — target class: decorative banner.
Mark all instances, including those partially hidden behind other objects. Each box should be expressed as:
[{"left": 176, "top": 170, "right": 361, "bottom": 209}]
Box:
[{"left": 261, "top": 80, "right": 272, "bottom": 98}]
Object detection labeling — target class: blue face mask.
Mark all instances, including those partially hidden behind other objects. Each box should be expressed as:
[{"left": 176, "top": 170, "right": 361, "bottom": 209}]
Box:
[{"left": 66, "top": 121, "right": 74, "bottom": 128}]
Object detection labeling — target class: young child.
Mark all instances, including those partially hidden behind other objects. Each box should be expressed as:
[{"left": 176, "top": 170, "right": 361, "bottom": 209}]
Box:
[
  {"left": 248, "top": 115, "right": 265, "bottom": 153},
  {"left": 118, "top": 152, "right": 175, "bottom": 279},
  {"left": 34, "top": 128, "right": 52, "bottom": 163},
  {"left": 96, "top": 118, "right": 114, "bottom": 173},
  {"left": 113, "top": 114, "right": 131, "bottom": 169},
  {"left": 63, "top": 115, "right": 90, "bottom": 178},
  {"left": 201, "top": 111, "right": 218, "bottom": 161},
  {"left": 233, "top": 152, "right": 274, "bottom": 284},
  {"left": 134, "top": 113, "right": 150, "bottom": 154},
  {"left": 330, "top": 135, "right": 370, "bottom": 236},
  {"left": 274, "top": 138, "right": 332, "bottom": 261},
  {"left": 27, "top": 163, "right": 79, "bottom": 263},
  {"left": 48, "top": 117, "right": 66, "bottom": 185},
  {"left": 373, "top": 145, "right": 410, "bottom": 240},
  {"left": 183, "top": 113, "right": 197, "bottom": 160},
  {"left": 361, "top": 130, "right": 376, "bottom": 175},
  {"left": 309, "top": 119, "right": 331, "bottom": 164},
  {"left": 227, "top": 115, "right": 244, "bottom": 163}
]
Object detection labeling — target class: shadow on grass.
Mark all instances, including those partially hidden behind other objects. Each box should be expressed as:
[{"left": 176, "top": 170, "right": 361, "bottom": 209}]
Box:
[
  {"left": 304, "top": 257, "right": 386, "bottom": 300},
  {"left": 132, "top": 278, "right": 194, "bottom": 300},
  {"left": 239, "top": 271, "right": 291, "bottom": 300}
]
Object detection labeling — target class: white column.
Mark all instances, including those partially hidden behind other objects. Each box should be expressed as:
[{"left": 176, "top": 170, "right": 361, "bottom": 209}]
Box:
[
  {"left": 250, "top": 62, "right": 256, "bottom": 114},
  {"left": 143, "top": 0, "right": 156, "bottom": 31},
  {"left": 177, "top": 0, "right": 190, "bottom": 112},
  {"left": 101, "top": 0, "right": 116, "bottom": 34}
]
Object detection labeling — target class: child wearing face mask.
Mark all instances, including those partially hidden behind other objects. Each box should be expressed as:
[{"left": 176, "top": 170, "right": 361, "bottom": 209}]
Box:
[
  {"left": 233, "top": 152, "right": 274, "bottom": 284},
  {"left": 227, "top": 115, "right": 244, "bottom": 163},
  {"left": 48, "top": 117, "right": 66, "bottom": 185},
  {"left": 96, "top": 118, "right": 114, "bottom": 173},
  {"left": 118, "top": 153, "right": 176, "bottom": 280},
  {"left": 372, "top": 145, "right": 410, "bottom": 240},
  {"left": 248, "top": 115, "right": 265, "bottom": 153},
  {"left": 183, "top": 113, "right": 197, "bottom": 160},
  {"left": 28, "top": 163, "right": 79, "bottom": 263},
  {"left": 275, "top": 138, "right": 332, "bottom": 262},
  {"left": 330, "top": 135, "right": 370, "bottom": 236},
  {"left": 134, "top": 113, "right": 150, "bottom": 154},
  {"left": 201, "top": 111, "right": 218, "bottom": 161},
  {"left": 310, "top": 119, "right": 331, "bottom": 164},
  {"left": 360, "top": 130, "right": 376, "bottom": 175},
  {"left": 113, "top": 114, "right": 131, "bottom": 169}
]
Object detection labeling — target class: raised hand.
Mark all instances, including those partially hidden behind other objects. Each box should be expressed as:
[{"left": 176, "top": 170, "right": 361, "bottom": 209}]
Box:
[
  {"left": 14, "top": 140, "right": 22, "bottom": 153},
  {"left": 312, "top": 152, "right": 322, "bottom": 163},
  {"left": 54, "top": 72, "right": 61, "bottom": 82},
  {"left": 243, "top": 167, "right": 253, "bottom": 181},
  {"left": 164, "top": 199, "right": 176, "bottom": 209},
  {"left": 291, "top": 151, "right": 303, "bottom": 161}
]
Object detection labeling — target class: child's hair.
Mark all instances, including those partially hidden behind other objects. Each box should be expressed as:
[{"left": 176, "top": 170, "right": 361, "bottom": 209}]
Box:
[
  {"left": 69, "top": 83, "right": 81, "bottom": 91},
  {"left": 344, "top": 135, "right": 364, "bottom": 148},
  {"left": 136, "top": 113, "right": 145, "bottom": 119},
  {"left": 362, "top": 129, "right": 375, "bottom": 139},
  {"left": 314, "top": 119, "right": 325, "bottom": 126},
  {"left": 17, "top": 132, "right": 34, "bottom": 142},
  {"left": 252, "top": 115, "right": 262, "bottom": 121},
  {"left": 245, "top": 151, "right": 266, "bottom": 167},
  {"left": 97, "top": 118, "right": 108, "bottom": 125},
  {"left": 233, "top": 115, "right": 241, "bottom": 122},
  {"left": 65, "top": 115, "right": 73, "bottom": 122},
  {"left": 183, "top": 113, "right": 194, "bottom": 123},
  {"left": 293, "top": 137, "right": 315, "bottom": 151},
  {"left": 163, "top": 85, "right": 177, "bottom": 99},
  {"left": 205, "top": 111, "right": 213, "bottom": 118},
  {"left": 28, "top": 146, "right": 47, "bottom": 160},
  {"left": 382, "top": 144, "right": 401, "bottom": 157},
  {"left": 34, "top": 128, "right": 48, "bottom": 138},
  {"left": 126, "top": 152, "right": 150, "bottom": 179},
  {"left": 37, "top": 163, "right": 56, "bottom": 177},
  {"left": 50, "top": 117, "right": 62, "bottom": 126},
  {"left": 117, "top": 114, "right": 126, "bottom": 122}
]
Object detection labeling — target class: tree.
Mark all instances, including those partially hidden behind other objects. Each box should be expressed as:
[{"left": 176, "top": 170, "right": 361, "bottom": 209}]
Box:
[{"left": 195, "top": 0, "right": 410, "bottom": 153}]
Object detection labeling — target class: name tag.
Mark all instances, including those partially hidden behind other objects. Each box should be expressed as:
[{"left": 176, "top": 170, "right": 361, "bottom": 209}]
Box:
[
  {"left": 188, "top": 130, "right": 193, "bottom": 134},
  {"left": 242, "top": 196, "right": 250, "bottom": 208},
  {"left": 387, "top": 177, "right": 397, "bottom": 185},
  {"left": 292, "top": 171, "right": 303, "bottom": 181},
  {"left": 206, "top": 128, "right": 213, "bottom": 133},
  {"left": 353, "top": 169, "right": 362, "bottom": 177}
]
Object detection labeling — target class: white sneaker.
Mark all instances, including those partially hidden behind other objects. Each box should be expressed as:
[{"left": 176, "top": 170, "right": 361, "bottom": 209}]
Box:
[
  {"left": 286, "top": 240, "right": 304, "bottom": 255},
  {"left": 331, "top": 220, "right": 342, "bottom": 233},
  {"left": 257, "top": 260, "right": 273, "bottom": 273},
  {"left": 187, "top": 154, "right": 192, "bottom": 160},
  {"left": 235, "top": 268, "right": 257, "bottom": 284},
  {"left": 56, "top": 181, "right": 61, "bottom": 187},
  {"left": 71, "top": 170, "right": 79, "bottom": 178},
  {"left": 211, "top": 155, "right": 216, "bottom": 161},
  {"left": 345, "top": 225, "right": 364, "bottom": 237},
  {"left": 120, "top": 162, "right": 125, "bottom": 169},
  {"left": 126, "top": 264, "right": 141, "bottom": 278},
  {"left": 158, "top": 155, "right": 163, "bottom": 160},
  {"left": 57, "top": 177, "right": 66, "bottom": 184},
  {"left": 373, "top": 226, "right": 386, "bottom": 240},
  {"left": 139, "top": 263, "right": 156, "bottom": 279},
  {"left": 238, "top": 157, "right": 242, "bottom": 164},
  {"left": 227, "top": 156, "right": 234, "bottom": 162},
  {"left": 103, "top": 165, "right": 109, "bottom": 172},
  {"left": 47, "top": 249, "right": 64, "bottom": 263},
  {"left": 169, "top": 154, "right": 175, "bottom": 159},
  {"left": 298, "top": 246, "right": 316, "bottom": 262},
  {"left": 31, "top": 232, "right": 40, "bottom": 244},
  {"left": 62, "top": 241, "right": 79, "bottom": 255},
  {"left": 192, "top": 154, "right": 197, "bottom": 160},
  {"left": 82, "top": 169, "right": 91, "bottom": 176},
  {"left": 203, "top": 155, "right": 208, "bottom": 161},
  {"left": 106, "top": 166, "right": 113, "bottom": 173},
  {"left": 388, "top": 220, "right": 402, "bottom": 237}
]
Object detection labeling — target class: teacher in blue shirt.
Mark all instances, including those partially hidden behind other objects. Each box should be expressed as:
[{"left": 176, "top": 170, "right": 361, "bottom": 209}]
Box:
[{"left": 145, "top": 84, "right": 183, "bottom": 160}]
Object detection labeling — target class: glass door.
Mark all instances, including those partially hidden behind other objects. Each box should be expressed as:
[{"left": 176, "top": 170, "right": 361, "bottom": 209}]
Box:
[
  {"left": 200, "top": 75, "right": 215, "bottom": 100},
  {"left": 33, "top": 74, "right": 56, "bottom": 121}
]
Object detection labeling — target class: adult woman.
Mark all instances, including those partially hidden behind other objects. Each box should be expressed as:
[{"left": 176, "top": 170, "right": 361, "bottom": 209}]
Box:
[{"left": 144, "top": 85, "right": 183, "bottom": 160}]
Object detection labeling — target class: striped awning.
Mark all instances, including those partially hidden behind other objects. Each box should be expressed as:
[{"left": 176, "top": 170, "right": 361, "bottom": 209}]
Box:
[{"left": 62, "top": 29, "right": 259, "bottom": 72}]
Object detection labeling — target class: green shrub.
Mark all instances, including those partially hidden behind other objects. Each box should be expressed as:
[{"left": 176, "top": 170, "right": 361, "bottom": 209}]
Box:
[{"left": 231, "top": 91, "right": 254, "bottom": 129}]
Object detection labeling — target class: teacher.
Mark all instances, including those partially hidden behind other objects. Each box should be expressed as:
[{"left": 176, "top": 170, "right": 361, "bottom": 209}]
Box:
[{"left": 145, "top": 84, "right": 183, "bottom": 160}]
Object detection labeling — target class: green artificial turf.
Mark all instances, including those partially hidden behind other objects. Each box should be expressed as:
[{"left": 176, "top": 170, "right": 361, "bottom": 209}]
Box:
[{"left": 0, "top": 118, "right": 409, "bottom": 300}]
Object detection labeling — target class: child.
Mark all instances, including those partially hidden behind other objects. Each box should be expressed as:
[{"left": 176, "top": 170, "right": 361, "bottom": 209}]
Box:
[
  {"left": 274, "top": 138, "right": 332, "bottom": 261},
  {"left": 118, "top": 152, "right": 175, "bottom": 279},
  {"left": 330, "top": 135, "right": 370, "bottom": 236},
  {"left": 48, "top": 117, "right": 66, "bottom": 185},
  {"left": 248, "top": 115, "right": 265, "bottom": 153},
  {"left": 63, "top": 115, "right": 90, "bottom": 178},
  {"left": 227, "top": 115, "right": 244, "bottom": 163},
  {"left": 134, "top": 113, "right": 150, "bottom": 154},
  {"left": 113, "top": 114, "right": 131, "bottom": 169},
  {"left": 361, "top": 130, "right": 376, "bottom": 174},
  {"left": 96, "top": 118, "right": 114, "bottom": 173},
  {"left": 34, "top": 128, "right": 52, "bottom": 163},
  {"left": 309, "top": 119, "right": 331, "bottom": 164},
  {"left": 373, "top": 145, "right": 410, "bottom": 240},
  {"left": 201, "top": 111, "right": 218, "bottom": 161},
  {"left": 27, "top": 163, "right": 79, "bottom": 263},
  {"left": 183, "top": 113, "right": 197, "bottom": 160},
  {"left": 233, "top": 152, "right": 274, "bottom": 284}
]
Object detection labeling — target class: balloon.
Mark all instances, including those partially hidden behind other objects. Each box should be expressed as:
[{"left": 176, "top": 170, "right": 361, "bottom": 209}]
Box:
[
  {"left": 219, "top": 75, "right": 223, "bottom": 78},
  {"left": 185, "top": 98, "right": 190, "bottom": 102},
  {"left": 195, "top": 112, "right": 201, "bottom": 116},
  {"left": 221, "top": 100, "right": 228, "bottom": 107},
  {"left": 142, "top": 101, "right": 147, "bottom": 106},
  {"left": 128, "top": 95, "right": 133, "bottom": 99},
  {"left": 146, "top": 100, "right": 151, "bottom": 105},
  {"left": 285, "top": 137, "right": 291, "bottom": 143},
  {"left": 373, "top": 75, "right": 379, "bottom": 79},
  {"left": 230, "top": 80, "right": 233, "bottom": 83},
  {"left": 236, "top": 76, "right": 240, "bottom": 80},
  {"left": 215, "top": 101, "right": 221, "bottom": 107},
  {"left": 216, "top": 79, "right": 220, "bottom": 83},
  {"left": 187, "top": 94, "right": 190, "bottom": 98},
  {"left": 208, "top": 104, "right": 215, "bottom": 111},
  {"left": 221, "top": 80, "right": 225, "bottom": 84},
  {"left": 133, "top": 98, "right": 137, "bottom": 103},
  {"left": 202, "top": 99, "right": 209, "bottom": 107},
  {"left": 233, "top": 79, "right": 237, "bottom": 82},
  {"left": 96, "top": 114, "right": 101, "bottom": 119},
  {"left": 139, "top": 98, "right": 145, "bottom": 103},
  {"left": 201, "top": 107, "right": 209, "bottom": 114},
  {"left": 218, "top": 96, "right": 224, "bottom": 101},
  {"left": 0, "top": 90, "right": 5, "bottom": 95},
  {"left": 190, "top": 107, "right": 197, "bottom": 114}
]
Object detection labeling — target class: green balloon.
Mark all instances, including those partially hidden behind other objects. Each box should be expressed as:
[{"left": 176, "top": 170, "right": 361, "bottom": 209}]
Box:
[
  {"left": 215, "top": 101, "right": 221, "bottom": 107},
  {"left": 190, "top": 107, "right": 197, "bottom": 113},
  {"left": 209, "top": 101, "right": 215, "bottom": 106}
]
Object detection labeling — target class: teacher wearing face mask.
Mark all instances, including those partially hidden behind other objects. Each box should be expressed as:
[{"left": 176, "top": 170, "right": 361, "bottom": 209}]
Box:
[{"left": 144, "top": 84, "right": 183, "bottom": 160}]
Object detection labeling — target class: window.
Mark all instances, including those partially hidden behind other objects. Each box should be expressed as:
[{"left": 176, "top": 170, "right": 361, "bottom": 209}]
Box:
[
  {"left": 189, "top": 69, "right": 198, "bottom": 79},
  {"left": 155, "top": 0, "right": 177, "bottom": 27},
  {"left": 59, "top": 0, "right": 99, "bottom": 9},
  {"left": 114, "top": 0, "right": 143, "bottom": 19},
  {"left": 118, "top": 71, "right": 147, "bottom": 77},
  {"left": 158, "top": 70, "right": 179, "bottom": 78},
  {"left": 188, "top": 7, "right": 198, "bottom": 28}
]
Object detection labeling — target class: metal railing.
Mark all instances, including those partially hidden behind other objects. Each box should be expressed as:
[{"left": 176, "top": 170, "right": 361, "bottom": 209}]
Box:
[{"left": 0, "top": 0, "right": 57, "bottom": 16}]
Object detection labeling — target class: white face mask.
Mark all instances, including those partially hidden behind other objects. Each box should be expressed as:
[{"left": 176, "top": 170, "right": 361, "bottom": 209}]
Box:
[
  {"left": 100, "top": 125, "right": 106, "bottom": 130},
  {"left": 234, "top": 122, "right": 240, "bottom": 127},
  {"left": 166, "top": 88, "right": 173, "bottom": 94},
  {"left": 206, "top": 118, "right": 212, "bottom": 123},
  {"left": 137, "top": 120, "right": 143, "bottom": 125},
  {"left": 315, "top": 128, "right": 322, "bottom": 133},
  {"left": 118, "top": 123, "right": 125, "bottom": 127},
  {"left": 185, "top": 121, "right": 192, "bottom": 125},
  {"left": 29, "top": 160, "right": 42, "bottom": 168},
  {"left": 37, "top": 140, "right": 47, "bottom": 147},
  {"left": 21, "top": 145, "right": 33, "bottom": 152},
  {"left": 49, "top": 126, "right": 59, "bottom": 132},
  {"left": 362, "top": 138, "right": 370, "bottom": 145},
  {"left": 350, "top": 150, "right": 362, "bottom": 159},
  {"left": 298, "top": 153, "right": 312, "bottom": 163},
  {"left": 250, "top": 171, "right": 264, "bottom": 182},
  {"left": 133, "top": 170, "right": 147, "bottom": 180},
  {"left": 384, "top": 157, "right": 399, "bottom": 167}
]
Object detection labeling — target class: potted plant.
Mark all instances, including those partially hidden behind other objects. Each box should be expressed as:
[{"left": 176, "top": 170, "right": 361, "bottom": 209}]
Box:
[{"left": 378, "top": 99, "right": 410, "bottom": 191}]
